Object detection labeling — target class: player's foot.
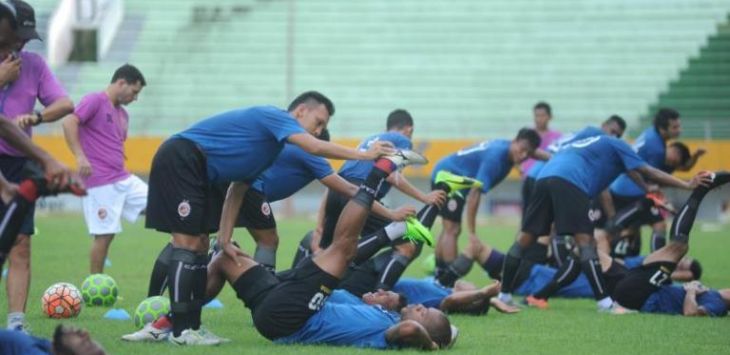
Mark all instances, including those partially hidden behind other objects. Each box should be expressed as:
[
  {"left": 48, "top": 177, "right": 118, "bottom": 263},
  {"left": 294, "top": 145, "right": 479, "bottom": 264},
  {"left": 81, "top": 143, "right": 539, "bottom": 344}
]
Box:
[
  {"left": 199, "top": 327, "right": 231, "bottom": 344},
  {"left": 600, "top": 303, "right": 637, "bottom": 315},
  {"left": 8, "top": 322, "right": 30, "bottom": 334},
  {"left": 121, "top": 322, "right": 171, "bottom": 342},
  {"left": 645, "top": 192, "right": 676, "bottom": 214},
  {"left": 525, "top": 295, "right": 549, "bottom": 310},
  {"left": 704, "top": 171, "right": 730, "bottom": 191},
  {"left": 403, "top": 216, "right": 434, "bottom": 246},
  {"left": 434, "top": 171, "right": 483, "bottom": 195},
  {"left": 446, "top": 325, "right": 459, "bottom": 349},
  {"left": 169, "top": 329, "right": 222, "bottom": 346},
  {"left": 381, "top": 150, "right": 428, "bottom": 170}
]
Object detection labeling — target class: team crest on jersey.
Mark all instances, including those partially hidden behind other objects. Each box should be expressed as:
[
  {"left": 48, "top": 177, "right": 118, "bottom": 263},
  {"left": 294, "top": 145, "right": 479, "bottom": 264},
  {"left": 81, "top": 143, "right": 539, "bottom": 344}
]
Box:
[
  {"left": 261, "top": 202, "right": 271, "bottom": 217},
  {"left": 447, "top": 199, "right": 458, "bottom": 212},
  {"left": 178, "top": 200, "right": 191, "bottom": 218},
  {"left": 97, "top": 208, "right": 107, "bottom": 220}
]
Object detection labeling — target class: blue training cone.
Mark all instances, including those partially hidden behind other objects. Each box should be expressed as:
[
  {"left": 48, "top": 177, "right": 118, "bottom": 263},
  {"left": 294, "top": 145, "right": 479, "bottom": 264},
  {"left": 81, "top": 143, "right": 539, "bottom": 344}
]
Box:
[
  {"left": 2, "top": 269, "right": 6, "bottom": 278},
  {"left": 204, "top": 298, "right": 224, "bottom": 309},
  {"left": 104, "top": 308, "right": 131, "bottom": 320},
  {"left": 104, "top": 258, "right": 112, "bottom": 267}
]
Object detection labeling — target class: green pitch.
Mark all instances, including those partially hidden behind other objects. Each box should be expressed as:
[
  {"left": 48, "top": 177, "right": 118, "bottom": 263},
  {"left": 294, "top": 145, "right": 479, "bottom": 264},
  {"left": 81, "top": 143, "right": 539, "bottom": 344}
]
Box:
[{"left": 2, "top": 215, "right": 729, "bottom": 354}]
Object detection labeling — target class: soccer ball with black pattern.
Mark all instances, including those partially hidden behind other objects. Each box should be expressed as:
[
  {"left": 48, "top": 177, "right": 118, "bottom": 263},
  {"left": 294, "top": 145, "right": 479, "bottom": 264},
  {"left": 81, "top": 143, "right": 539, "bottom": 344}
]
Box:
[
  {"left": 134, "top": 296, "right": 170, "bottom": 329},
  {"left": 80, "top": 274, "right": 119, "bottom": 307},
  {"left": 41, "top": 282, "right": 83, "bottom": 318}
]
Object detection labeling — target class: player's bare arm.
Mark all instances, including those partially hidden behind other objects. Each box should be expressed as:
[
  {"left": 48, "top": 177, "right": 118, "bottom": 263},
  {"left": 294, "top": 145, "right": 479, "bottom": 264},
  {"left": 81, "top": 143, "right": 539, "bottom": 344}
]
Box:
[
  {"left": 531, "top": 148, "right": 551, "bottom": 161},
  {"left": 218, "top": 181, "right": 251, "bottom": 261},
  {"left": 387, "top": 172, "right": 446, "bottom": 207},
  {"left": 62, "top": 114, "right": 93, "bottom": 177},
  {"left": 683, "top": 281, "right": 709, "bottom": 316},
  {"left": 677, "top": 148, "right": 706, "bottom": 172},
  {"left": 288, "top": 132, "right": 394, "bottom": 160},
  {"left": 16, "top": 97, "right": 73, "bottom": 128},
  {"left": 465, "top": 187, "right": 482, "bottom": 239},
  {"left": 319, "top": 173, "right": 414, "bottom": 221},
  {"left": 636, "top": 165, "right": 712, "bottom": 190}
]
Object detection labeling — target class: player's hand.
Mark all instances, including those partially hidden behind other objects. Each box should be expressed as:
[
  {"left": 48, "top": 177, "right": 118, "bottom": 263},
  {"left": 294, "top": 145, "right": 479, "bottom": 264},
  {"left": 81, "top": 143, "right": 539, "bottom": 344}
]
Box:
[
  {"left": 428, "top": 341, "right": 439, "bottom": 350},
  {"left": 646, "top": 184, "right": 660, "bottom": 193},
  {"left": 390, "top": 205, "right": 416, "bottom": 221},
  {"left": 76, "top": 156, "right": 93, "bottom": 178},
  {"left": 15, "top": 113, "right": 41, "bottom": 129},
  {"left": 0, "top": 55, "right": 21, "bottom": 86},
  {"left": 684, "top": 281, "right": 707, "bottom": 294},
  {"left": 490, "top": 297, "right": 521, "bottom": 314},
  {"left": 694, "top": 148, "right": 707, "bottom": 158},
  {"left": 0, "top": 181, "right": 17, "bottom": 204},
  {"left": 688, "top": 171, "right": 713, "bottom": 189},
  {"left": 219, "top": 238, "right": 246, "bottom": 264},
  {"left": 365, "top": 141, "right": 395, "bottom": 160},
  {"left": 42, "top": 157, "right": 71, "bottom": 190},
  {"left": 423, "top": 190, "right": 447, "bottom": 208}
]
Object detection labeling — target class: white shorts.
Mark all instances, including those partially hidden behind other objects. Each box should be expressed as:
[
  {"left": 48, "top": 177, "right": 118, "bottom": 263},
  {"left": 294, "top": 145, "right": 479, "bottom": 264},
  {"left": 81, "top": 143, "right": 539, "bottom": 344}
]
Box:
[{"left": 82, "top": 175, "right": 148, "bottom": 235}]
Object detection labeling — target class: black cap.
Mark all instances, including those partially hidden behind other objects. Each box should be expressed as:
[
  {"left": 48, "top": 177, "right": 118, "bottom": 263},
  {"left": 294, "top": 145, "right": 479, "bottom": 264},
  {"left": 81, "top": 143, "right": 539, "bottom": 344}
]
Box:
[{"left": 0, "top": 0, "right": 40, "bottom": 41}]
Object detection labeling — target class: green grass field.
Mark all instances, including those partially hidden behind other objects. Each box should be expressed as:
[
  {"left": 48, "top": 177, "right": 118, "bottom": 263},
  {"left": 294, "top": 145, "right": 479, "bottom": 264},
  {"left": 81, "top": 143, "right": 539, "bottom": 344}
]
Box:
[{"left": 2, "top": 214, "right": 729, "bottom": 354}]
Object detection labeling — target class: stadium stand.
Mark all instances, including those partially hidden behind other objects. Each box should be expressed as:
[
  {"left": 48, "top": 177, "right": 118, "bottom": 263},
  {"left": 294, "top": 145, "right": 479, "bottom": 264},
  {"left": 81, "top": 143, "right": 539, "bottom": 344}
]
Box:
[{"left": 32, "top": 0, "right": 730, "bottom": 140}]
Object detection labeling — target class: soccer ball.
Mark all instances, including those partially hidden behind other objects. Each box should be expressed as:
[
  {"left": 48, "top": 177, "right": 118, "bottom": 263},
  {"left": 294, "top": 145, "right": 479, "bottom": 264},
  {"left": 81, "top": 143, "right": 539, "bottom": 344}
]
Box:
[
  {"left": 134, "top": 296, "right": 170, "bottom": 329},
  {"left": 41, "top": 282, "right": 83, "bottom": 318},
  {"left": 80, "top": 274, "right": 119, "bottom": 307}
]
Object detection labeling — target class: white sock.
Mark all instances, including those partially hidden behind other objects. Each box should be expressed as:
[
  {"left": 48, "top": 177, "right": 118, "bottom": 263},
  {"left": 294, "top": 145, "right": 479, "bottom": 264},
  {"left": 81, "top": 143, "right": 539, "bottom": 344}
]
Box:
[
  {"left": 498, "top": 292, "right": 512, "bottom": 303},
  {"left": 597, "top": 297, "right": 613, "bottom": 309},
  {"left": 384, "top": 222, "right": 407, "bottom": 241},
  {"left": 7, "top": 312, "right": 24, "bottom": 329}
]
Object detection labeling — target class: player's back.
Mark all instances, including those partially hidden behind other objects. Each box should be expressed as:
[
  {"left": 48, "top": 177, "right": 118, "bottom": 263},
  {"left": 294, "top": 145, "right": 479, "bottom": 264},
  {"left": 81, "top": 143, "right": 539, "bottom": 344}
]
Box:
[
  {"left": 252, "top": 144, "right": 333, "bottom": 202},
  {"left": 610, "top": 127, "right": 671, "bottom": 197},
  {"left": 432, "top": 139, "right": 511, "bottom": 186}
]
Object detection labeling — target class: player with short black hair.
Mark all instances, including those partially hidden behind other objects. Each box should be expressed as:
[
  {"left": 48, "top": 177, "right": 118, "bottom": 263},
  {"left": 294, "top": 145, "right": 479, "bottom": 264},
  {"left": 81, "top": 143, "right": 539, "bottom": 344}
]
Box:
[
  {"left": 386, "top": 109, "right": 414, "bottom": 131},
  {"left": 0, "top": 324, "right": 105, "bottom": 355},
  {"left": 498, "top": 128, "right": 711, "bottom": 311},
  {"left": 110, "top": 64, "right": 146, "bottom": 87},
  {"left": 522, "top": 102, "right": 562, "bottom": 209},
  {"left": 431, "top": 128, "right": 542, "bottom": 278},
  {"left": 144, "top": 91, "right": 394, "bottom": 345}
]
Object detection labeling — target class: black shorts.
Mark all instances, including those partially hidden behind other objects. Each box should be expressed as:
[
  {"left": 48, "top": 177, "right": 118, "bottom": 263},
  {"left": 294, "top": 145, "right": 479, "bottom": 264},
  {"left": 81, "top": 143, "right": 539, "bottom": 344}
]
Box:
[
  {"left": 612, "top": 261, "right": 676, "bottom": 310},
  {"left": 603, "top": 261, "right": 628, "bottom": 296},
  {"left": 0, "top": 156, "right": 37, "bottom": 236},
  {"left": 588, "top": 199, "right": 607, "bottom": 228},
  {"left": 611, "top": 193, "right": 664, "bottom": 227},
  {"left": 145, "top": 138, "right": 224, "bottom": 235},
  {"left": 235, "top": 188, "right": 276, "bottom": 230},
  {"left": 435, "top": 181, "right": 466, "bottom": 223},
  {"left": 244, "top": 258, "right": 340, "bottom": 340},
  {"left": 521, "top": 177, "right": 593, "bottom": 236},
  {"left": 610, "top": 235, "right": 642, "bottom": 259},
  {"left": 521, "top": 177, "right": 537, "bottom": 213},
  {"left": 320, "top": 178, "right": 391, "bottom": 248},
  {"left": 338, "top": 261, "right": 379, "bottom": 298}
]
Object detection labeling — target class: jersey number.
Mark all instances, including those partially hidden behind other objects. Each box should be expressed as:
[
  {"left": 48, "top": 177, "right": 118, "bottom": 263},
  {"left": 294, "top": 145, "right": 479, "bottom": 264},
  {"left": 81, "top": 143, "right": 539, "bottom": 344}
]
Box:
[
  {"left": 308, "top": 292, "right": 328, "bottom": 311},
  {"left": 569, "top": 136, "right": 601, "bottom": 148},
  {"left": 457, "top": 141, "right": 489, "bottom": 156},
  {"left": 648, "top": 270, "right": 670, "bottom": 287}
]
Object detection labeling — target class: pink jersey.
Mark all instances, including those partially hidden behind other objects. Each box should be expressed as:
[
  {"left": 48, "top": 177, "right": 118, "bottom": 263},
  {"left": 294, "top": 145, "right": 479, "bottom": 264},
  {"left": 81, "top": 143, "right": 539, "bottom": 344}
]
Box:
[
  {"left": 0, "top": 51, "right": 67, "bottom": 156},
  {"left": 521, "top": 129, "right": 562, "bottom": 174},
  {"left": 75, "top": 91, "right": 130, "bottom": 188}
]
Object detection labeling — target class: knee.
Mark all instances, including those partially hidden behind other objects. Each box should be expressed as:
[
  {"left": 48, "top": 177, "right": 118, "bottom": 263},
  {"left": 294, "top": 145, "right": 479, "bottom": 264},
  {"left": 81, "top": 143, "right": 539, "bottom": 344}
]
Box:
[
  {"left": 507, "top": 242, "right": 524, "bottom": 258},
  {"left": 10, "top": 236, "right": 30, "bottom": 262},
  {"left": 515, "top": 232, "right": 534, "bottom": 248},
  {"left": 578, "top": 244, "right": 598, "bottom": 261},
  {"left": 395, "top": 243, "right": 422, "bottom": 260}
]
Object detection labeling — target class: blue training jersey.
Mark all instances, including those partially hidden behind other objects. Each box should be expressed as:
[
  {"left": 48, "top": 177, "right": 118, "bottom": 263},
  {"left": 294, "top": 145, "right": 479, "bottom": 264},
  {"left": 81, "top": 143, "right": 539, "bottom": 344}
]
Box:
[
  {"left": 251, "top": 144, "right": 334, "bottom": 202},
  {"left": 175, "top": 105, "right": 306, "bottom": 183},
  {"left": 641, "top": 286, "right": 728, "bottom": 316},
  {"left": 393, "top": 277, "right": 453, "bottom": 308},
  {"left": 514, "top": 264, "right": 594, "bottom": 298},
  {"left": 339, "top": 132, "right": 412, "bottom": 198},
  {"left": 328, "top": 289, "right": 365, "bottom": 305},
  {"left": 275, "top": 302, "right": 399, "bottom": 349},
  {"left": 431, "top": 139, "right": 513, "bottom": 193},
  {"left": 538, "top": 135, "right": 647, "bottom": 198},
  {"left": 526, "top": 126, "right": 606, "bottom": 179},
  {"left": 0, "top": 330, "right": 52, "bottom": 355},
  {"left": 610, "top": 127, "right": 670, "bottom": 197}
]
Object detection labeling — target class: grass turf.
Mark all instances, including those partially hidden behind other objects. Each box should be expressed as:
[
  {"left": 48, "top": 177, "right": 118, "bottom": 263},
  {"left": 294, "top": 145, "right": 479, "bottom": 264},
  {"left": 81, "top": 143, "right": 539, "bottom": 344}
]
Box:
[{"left": 1, "top": 214, "right": 729, "bottom": 354}]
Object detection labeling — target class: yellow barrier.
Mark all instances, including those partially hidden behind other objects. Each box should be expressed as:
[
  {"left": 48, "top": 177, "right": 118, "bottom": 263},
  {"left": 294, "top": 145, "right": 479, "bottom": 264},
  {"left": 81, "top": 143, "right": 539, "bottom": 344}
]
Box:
[{"left": 33, "top": 136, "right": 729, "bottom": 179}]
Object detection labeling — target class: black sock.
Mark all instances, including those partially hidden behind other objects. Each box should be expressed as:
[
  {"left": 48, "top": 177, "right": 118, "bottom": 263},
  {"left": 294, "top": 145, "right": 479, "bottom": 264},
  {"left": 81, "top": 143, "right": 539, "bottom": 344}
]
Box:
[
  {"left": 581, "top": 257, "right": 608, "bottom": 300},
  {"left": 651, "top": 231, "right": 666, "bottom": 252},
  {"left": 550, "top": 236, "right": 571, "bottom": 267},
  {"left": 353, "top": 160, "right": 393, "bottom": 208},
  {"left": 354, "top": 229, "right": 391, "bottom": 265},
  {"left": 292, "top": 231, "right": 313, "bottom": 268},
  {"left": 168, "top": 248, "right": 205, "bottom": 337},
  {"left": 254, "top": 245, "right": 276, "bottom": 273},
  {"left": 436, "top": 254, "right": 473, "bottom": 287},
  {"left": 480, "top": 249, "right": 504, "bottom": 280},
  {"left": 500, "top": 243, "right": 524, "bottom": 293},
  {"left": 375, "top": 252, "right": 410, "bottom": 290},
  {"left": 416, "top": 204, "right": 440, "bottom": 230},
  {"left": 533, "top": 256, "right": 581, "bottom": 299},
  {"left": 670, "top": 188, "right": 708, "bottom": 243},
  {"left": 148, "top": 243, "right": 173, "bottom": 297},
  {"left": 434, "top": 257, "right": 448, "bottom": 278},
  {"left": 189, "top": 254, "right": 208, "bottom": 330},
  {"left": 0, "top": 195, "right": 32, "bottom": 260}
]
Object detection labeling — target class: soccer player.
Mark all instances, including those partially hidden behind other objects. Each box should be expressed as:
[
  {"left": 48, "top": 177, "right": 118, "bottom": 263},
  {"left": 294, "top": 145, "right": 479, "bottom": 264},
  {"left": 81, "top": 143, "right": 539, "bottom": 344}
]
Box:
[
  {"left": 0, "top": 0, "right": 74, "bottom": 332},
  {"left": 317, "top": 109, "right": 446, "bottom": 249},
  {"left": 0, "top": 324, "right": 106, "bottom": 355},
  {"left": 521, "top": 102, "right": 562, "bottom": 210},
  {"left": 144, "top": 129, "right": 414, "bottom": 295},
  {"left": 607, "top": 108, "right": 705, "bottom": 252},
  {"left": 144, "top": 91, "right": 393, "bottom": 345},
  {"left": 498, "top": 129, "right": 710, "bottom": 311},
  {"left": 612, "top": 172, "right": 730, "bottom": 316},
  {"left": 431, "top": 128, "right": 542, "bottom": 276},
  {"left": 62, "top": 64, "right": 148, "bottom": 274}
]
